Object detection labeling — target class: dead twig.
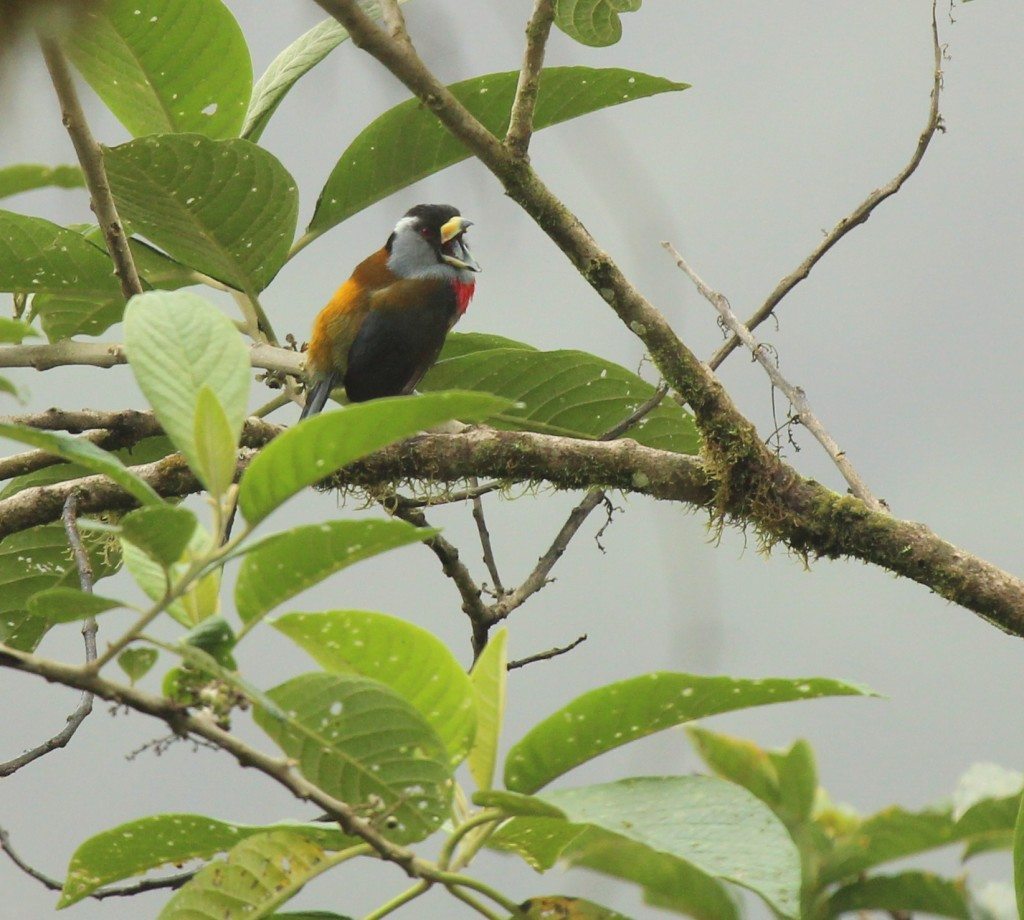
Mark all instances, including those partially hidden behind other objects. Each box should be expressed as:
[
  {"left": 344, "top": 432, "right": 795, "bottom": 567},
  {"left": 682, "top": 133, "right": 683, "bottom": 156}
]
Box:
[{"left": 508, "top": 635, "right": 587, "bottom": 671}]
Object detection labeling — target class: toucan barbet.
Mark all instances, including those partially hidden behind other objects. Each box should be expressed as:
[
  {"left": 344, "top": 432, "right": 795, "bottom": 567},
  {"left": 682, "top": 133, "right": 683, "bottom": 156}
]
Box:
[{"left": 300, "top": 204, "right": 480, "bottom": 418}]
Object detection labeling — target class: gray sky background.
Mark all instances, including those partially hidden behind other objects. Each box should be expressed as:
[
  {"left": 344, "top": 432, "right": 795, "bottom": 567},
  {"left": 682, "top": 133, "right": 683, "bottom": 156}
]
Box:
[{"left": 2, "top": 1, "right": 1023, "bottom": 917}]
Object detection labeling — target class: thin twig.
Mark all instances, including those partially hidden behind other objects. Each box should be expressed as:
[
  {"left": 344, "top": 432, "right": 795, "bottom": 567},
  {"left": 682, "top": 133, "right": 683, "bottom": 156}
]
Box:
[
  {"left": 470, "top": 483, "right": 505, "bottom": 597},
  {"left": 707, "top": 0, "right": 944, "bottom": 371},
  {"left": 665, "top": 241, "right": 886, "bottom": 513},
  {"left": 37, "top": 38, "right": 143, "bottom": 301},
  {"left": 0, "top": 824, "right": 194, "bottom": 900},
  {"left": 505, "top": 0, "right": 556, "bottom": 158},
  {"left": 0, "top": 493, "right": 96, "bottom": 777},
  {"left": 399, "top": 479, "right": 503, "bottom": 508},
  {"left": 600, "top": 383, "right": 668, "bottom": 441},
  {"left": 390, "top": 497, "right": 491, "bottom": 655},
  {"left": 491, "top": 488, "right": 606, "bottom": 622},
  {"left": 508, "top": 634, "right": 587, "bottom": 671}
]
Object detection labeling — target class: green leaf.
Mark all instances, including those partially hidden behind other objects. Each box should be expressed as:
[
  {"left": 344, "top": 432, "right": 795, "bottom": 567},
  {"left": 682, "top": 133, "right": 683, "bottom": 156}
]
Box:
[
  {"left": 106, "top": 135, "right": 298, "bottom": 292},
  {"left": 0, "top": 523, "right": 120, "bottom": 652},
  {"left": 66, "top": 0, "right": 252, "bottom": 139},
  {"left": 60, "top": 815, "right": 352, "bottom": 907},
  {"left": 820, "top": 806, "right": 962, "bottom": 884},
  {"left": 118, "top": 647, "right": 158, "bottom": 683},
  {"left": 687, "top": 727, "right": 782, "bottom": 811},
  {"left": 243, "top": 4, "right": 404, "bottom": 143},
  {"left": 0, "top": 317, "right": 38, "bottom": 343},
  {"left": 565, "top": 830, "right": 742, "bottom": 920},
  {"left": 826, "top": 871, "right": 971, "bottom": 919},
  {"left": 306, "top": 67, "right": 687, "bottom": 240},
  {"left": 253, "top": 672, "right": 452, "bottom": 844},
  {"left": 539, "top": 777, "right": 800, "bottom": 918},
  {"left": 194, "top": 385, "right": 237, "bottom": 498},
  {"left": 0, "top": 164, "right": 84, "bottom": 199},
  {"left": 0, "top": 422, "right": 163, "bottom": 506},
  {"left": 238, "top": 391, "right": 508, "bottom": 526},
  {"left": 772, "top": 738, "right": 818, "bottom": 826},
  {"left": 272, "top": 610, "right": 476, "bottom": 767},
  {"left": 520, "top": 896, "right": 633, "bottom": 919},
  {"left": 182, "top": 615, "right": 237, "bottom": 667},
  {"left": 235, "top": 519, "right": 433, "bottom": 627},
  {"left": 423, "top": 346, "right": 698, "bottom": 452},
  {"left": 158, "top": 831, "right": 335, "bottom": 920},
  {"left": 554, "top": 0, "right": 642, "bottom": 47},
  {"left": 119, "top": 505, "right": 199, "bottom": 567},
  {"left": 124, "top": 291, "right": 251, "bottom": 489},
  {"left": 468, "top": 626, "right": 507, "bottom": 791},
  {"left": 0, "top": 374, "right": 24, "bottom": 403},
  {"left": 440, "top": 331, "right": 537, "bottom": 360},
  {"left": 26, "top": 587, "right": 122, "bottom": 622},
  {"left": 473, "top": 789, "right": 565, "bottom": 819},
  {"left": 504, "top": 672, "right": 873, "bottom": 794},
  {"left": 0, "top": 209, "right": 122, "bottom": 297}
]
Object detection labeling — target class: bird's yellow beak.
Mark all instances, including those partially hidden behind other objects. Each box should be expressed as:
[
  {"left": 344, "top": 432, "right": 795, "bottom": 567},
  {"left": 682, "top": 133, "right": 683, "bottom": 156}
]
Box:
[{"left": 439, "top": 216, "right": 481, "bottom": 272}]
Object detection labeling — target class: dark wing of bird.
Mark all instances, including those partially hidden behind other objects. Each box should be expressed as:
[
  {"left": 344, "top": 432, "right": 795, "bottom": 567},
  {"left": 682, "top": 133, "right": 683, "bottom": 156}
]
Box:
[{"left": 344, "top": 283, "right": 458, "bottom": 402}]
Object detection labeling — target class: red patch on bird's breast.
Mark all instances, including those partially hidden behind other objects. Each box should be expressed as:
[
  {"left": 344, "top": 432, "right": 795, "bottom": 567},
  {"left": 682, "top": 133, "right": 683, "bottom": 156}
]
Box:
[{"left": 452, "top": 280, "right": 475, "bottom": 316}]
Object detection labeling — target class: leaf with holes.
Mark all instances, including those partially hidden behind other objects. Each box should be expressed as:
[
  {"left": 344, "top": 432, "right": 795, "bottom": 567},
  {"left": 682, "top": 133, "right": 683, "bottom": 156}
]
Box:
[
  {"left": 60, "top": 815, "right": 353, "bottom": 907},
  {"left": 306, "top": 68, "right": 686, "bottom": 240},
  {"left": 423, "top": 345, "right": 698, "bottom": 452},
  {"left": 235, "top": 520, "right": 433, "bottom": 628},
  {"left": 254, "top": 672, "right": 452, "bottom": 844},
  {"left": 272, "top": 610, "right": 475, "bottom": 767},
  {"left": 554, "top": 0, "right": 643, "bottom": 46},
  {"left": 0, "top": 164, "right": 83, "bottom": 199},
  {"left": 468, "top": 627, "right": 507, "bottom": 791},
  {"left": 504, "top": 673, "right": 873, "bottom": 794},
  {"left": 0, "top": 209, "right": 122, "bottom": 297},
  {"left": 66, "top": 0, "right": 251, "bottom": 139},
  {"left": 124, "top": 291, "right": 250, "bottom": 490},
  {"left": 238, "top": 391, "right": 508, "bottom": 525},
  {"left": 106, "top": 135, "right": 298, "bottom": 293}
]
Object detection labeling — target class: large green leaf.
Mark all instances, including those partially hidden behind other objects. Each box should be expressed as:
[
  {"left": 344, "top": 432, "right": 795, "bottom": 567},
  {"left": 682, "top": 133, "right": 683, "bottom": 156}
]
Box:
[
  {"left": 272, "top": 610, "right": 476, "bottom": 767},
  {"left": 235, "top": 520, "right": 432, "bottom": 627},
  {"left": 26, "top": 588, "right": 123, "bottom": 623},
  {"left": 66, "top": 0, "right": 251, "bottom": 139},
  {"left": 105, "top": 135, "right": 298, "bottom": 293},
  {"left": 158, "top": 831, "right": 336, "bottom": 920},
  {"left": 306, "top": 67, "right": 687, "bottom": 240},
  {"left": 60, "top": 814, "right": 349, "bottom": 907},
  {"left": 423, "top": 345, "right": 698, "bottom": 452},
  {"left": 468, "top": 627, "right": 507, "bottom": 791},
  {"left": 118, "top": 504, "right": 199, "bottom": 567},
  {"left": 0, "top": 422, "right": 163, "bottom": 507},
  {"left": 0, "top": 164, "right": 83, "bottom": 200},
  {"left": 124, "top": 291, "right": 250, "bottom": 490},
  {"left": 237, "top": 391, "right": 508, "bottom": 526},
  {"left": 554, "top": 0, "right": 642, "bottom": 47},
  {"left": 243, "top": 4, "right": 403, "bottom": 143},
  {"left": 0, "top": 523, "right": 120, "bottom": 652},
  {"left": 504, "top": 673, "right": 872, "bottom": 794},
  {"left": 0, "top": 209, "right": 122, "bottom": 297},
  {"left": 254, "top": 672, "right": 452, "bottom": 844},
  {"left": 826, "top": 871, "right": 970, "bottom": 919}
]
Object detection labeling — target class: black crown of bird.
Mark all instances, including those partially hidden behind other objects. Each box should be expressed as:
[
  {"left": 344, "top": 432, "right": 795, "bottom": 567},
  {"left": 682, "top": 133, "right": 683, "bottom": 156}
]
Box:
[{"left": 301, "top": 203, "right": 480, "bottom": 418}]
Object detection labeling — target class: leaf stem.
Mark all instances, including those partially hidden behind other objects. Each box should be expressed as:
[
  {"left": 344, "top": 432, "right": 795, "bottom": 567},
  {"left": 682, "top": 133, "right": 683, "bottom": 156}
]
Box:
[
  {"left": 363, "top": 879, "right": 431, "bottom": 920},
  {"left": 437, "top": 809, "right": 503, "bottom": 870}
]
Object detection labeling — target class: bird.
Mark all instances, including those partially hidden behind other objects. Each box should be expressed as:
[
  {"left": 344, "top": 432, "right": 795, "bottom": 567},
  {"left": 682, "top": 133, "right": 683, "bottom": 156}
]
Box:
[{"left": 300, "top": 204, "right": 480, "bottom": 418}]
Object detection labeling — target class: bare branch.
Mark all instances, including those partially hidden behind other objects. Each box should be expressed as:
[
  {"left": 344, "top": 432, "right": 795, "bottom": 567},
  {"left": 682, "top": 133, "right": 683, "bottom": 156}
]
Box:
[
  {"left": 505, "top": 0, "right": 556, "bottom": 158},
  {"left": 491, "top": 488, "right": 606, "bottom": 622},
  {"left": 0, "top": 493, "right": 96, "bottom": 776},
  {"left": 665, "top": 241, "right": 885, "bottom": 512},
  {"left": 470, "top": 484, "right": 505, "bottom": 597},
  {"left": 707, "top": 0, "right": 944, "bottom": 370},
  {"left": 0, "top": 340, "right": 304, "bottom": 377},
  {"left": 508, "top": 634, "right": 587, "bottom": 671},
  {"left": 390, "top": 497, "right": 492, "bottom": 654},
  {"left": 38, "top": 37, "right": 143, "bottom": 300}
]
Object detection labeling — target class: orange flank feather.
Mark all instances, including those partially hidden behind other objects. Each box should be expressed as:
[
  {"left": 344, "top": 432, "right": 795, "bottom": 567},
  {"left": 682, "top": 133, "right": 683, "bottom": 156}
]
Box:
[{"left": 305, "top": 247, "right": 392, "bottom": 378}]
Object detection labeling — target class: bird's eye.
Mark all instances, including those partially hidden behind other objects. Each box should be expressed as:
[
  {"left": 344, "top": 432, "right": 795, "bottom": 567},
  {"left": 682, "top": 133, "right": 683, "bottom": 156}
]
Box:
[{"left": 419, "top": 226, "right": 431, "bottom": 237}]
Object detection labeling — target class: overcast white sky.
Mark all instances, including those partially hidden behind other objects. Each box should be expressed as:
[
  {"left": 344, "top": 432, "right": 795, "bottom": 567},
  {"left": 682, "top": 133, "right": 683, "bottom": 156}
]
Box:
[{"left": 2, "top": 2, "right": 1023, "bottom": 917}]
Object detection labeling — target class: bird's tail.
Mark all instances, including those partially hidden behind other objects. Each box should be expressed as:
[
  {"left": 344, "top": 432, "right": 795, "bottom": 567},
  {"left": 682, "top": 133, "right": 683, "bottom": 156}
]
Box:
[{"left": 299, "top": 372, "right": 338, "bottom": 420}]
